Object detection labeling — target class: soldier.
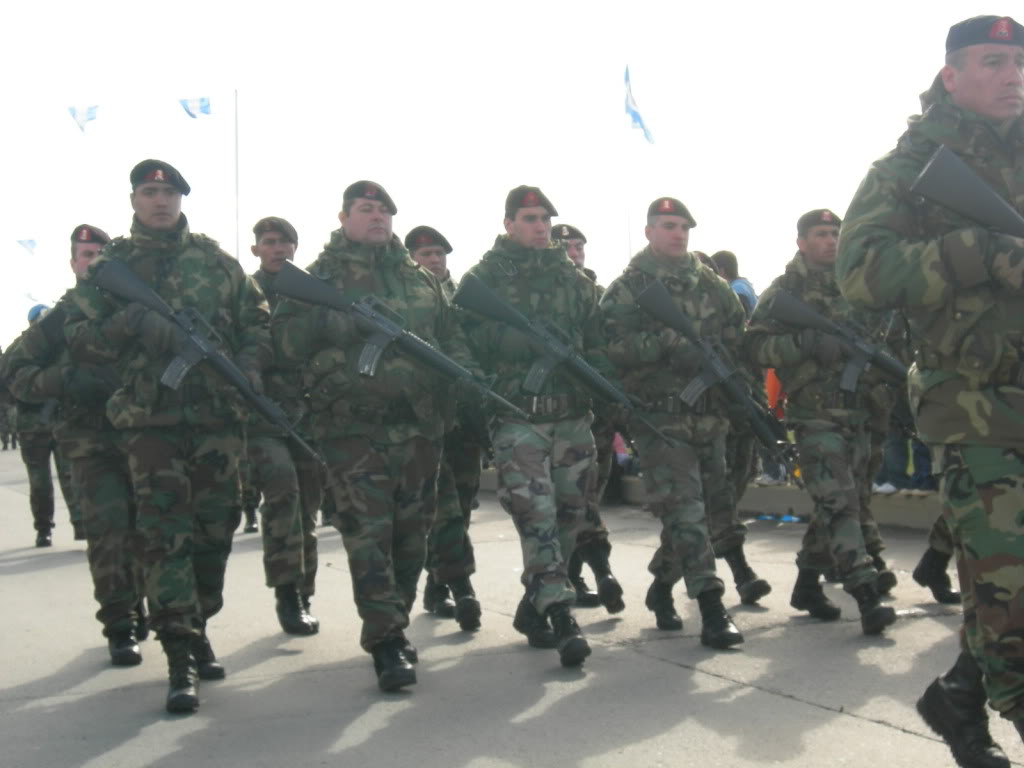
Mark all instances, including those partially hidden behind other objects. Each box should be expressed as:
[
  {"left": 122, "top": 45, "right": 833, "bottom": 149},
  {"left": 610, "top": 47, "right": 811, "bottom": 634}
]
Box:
[
  {"left": 549, "top": 223, "right": 625, "bottom": 614},
  {"left": 837, "top": 14, "right": 1024, "bottom": 764},
  {"left": 64, "top": 159, "right": 271, "bottom": 714},
  {"left": 600, "top": 197, "right": 744, "bottom": 649},
  {"left": 405, "top": 225, "right": 482, "bottom": 631},
  {"left": 459, "top": 186, "right": 608, "bottom": 667},
  {"left": 10, "top": 304, "right": 83, "bottom": 546},
  {"left": 0, "top": 387, "right": 13, "bottom": 450},
  {"left": 1, "top": 224, "right": 147, "bottom": 666},
  {"left": 743, "top": 210, "right": 896, "bottom": 637},
  {"left": 247, "top": 216, "right": 321, "bottom": 636},
  {"left": 273, "top": 181, "right": 479, "bottom": 692}
]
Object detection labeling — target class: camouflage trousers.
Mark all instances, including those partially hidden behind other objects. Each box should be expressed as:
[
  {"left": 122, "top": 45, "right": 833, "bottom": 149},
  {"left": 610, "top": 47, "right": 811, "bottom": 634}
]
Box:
[
  {"left": 325, "top": 434, "right": 439, "bottom": 652},
  {"left": 939, "top": 444, "right": 1024, "bottom": 720},
  {"left": 247, "top": 436, "right": 322, "bottom": 595},
  {"left": 18, "top": 431, "right": 80, "bottom": 530},
  {"left": 124, "top": 426, "right": 243, "bottom": 638},
  {"left": 425, "top": 427, "right": 479, "bottom": 584},
  {"left": 704, "top": 429, "right": 758, "bottom": 555},
  {"left": 927, "top": 512, "right": 955, "bottom": 556},
  {"left": 492, "top": 414, "right": 595, "bottom": 614},
  {"left": 576, "top": 414, "right": 615, "bottom": 559},
  {"left": 640, "top": 427, "right": 724, "bottom": 599},
  {"left": 69, "top": 439, "right": 145, "bottom": 636},
  {"left": 854, "top": 426, "right": 888, "bottom": 556},
  {"left": 793, "top": 420, "right": 876, "bottom": 589}
]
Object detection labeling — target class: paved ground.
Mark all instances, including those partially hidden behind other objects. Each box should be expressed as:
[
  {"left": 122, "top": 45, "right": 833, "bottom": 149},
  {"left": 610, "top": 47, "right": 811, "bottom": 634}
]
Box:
[{"left": 0, "top": 447, "right": 1020, "bottom": 768}]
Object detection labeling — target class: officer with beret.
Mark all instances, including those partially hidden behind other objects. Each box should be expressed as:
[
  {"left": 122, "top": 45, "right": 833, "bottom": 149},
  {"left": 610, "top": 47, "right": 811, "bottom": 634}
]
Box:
[
  {"left": 245, "top": 216, "right": 322, "bottom": 637},
  {"left": 404, "top": 225, "right": 484, "bottom": 632},
  {"left": 837, "top": 14, "right": 1024, "bottom": 764},
  {"left": 64, "top": 159, "right": 272, "bottom": 713}
]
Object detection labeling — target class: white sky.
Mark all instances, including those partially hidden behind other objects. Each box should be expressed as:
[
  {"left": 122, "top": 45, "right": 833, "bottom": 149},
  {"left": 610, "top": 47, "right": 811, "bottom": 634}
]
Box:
[{"left": 0, "top": 0, "right": 1005, "bottom": 346}]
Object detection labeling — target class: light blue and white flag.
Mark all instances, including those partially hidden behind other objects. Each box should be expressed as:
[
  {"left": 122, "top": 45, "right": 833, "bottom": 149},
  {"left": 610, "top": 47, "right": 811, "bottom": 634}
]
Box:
[
  {"left": 68, "top": 105, "right": 98, "bottom": 133},
  {"left": 624, "top": 67, "right": 653, "bottom": 144},
  {"left": 17, "top": 240, "right": 37, "bottom": 255},
  {"left": 179, "top": 97, "right": 211, "bottom": 119}
]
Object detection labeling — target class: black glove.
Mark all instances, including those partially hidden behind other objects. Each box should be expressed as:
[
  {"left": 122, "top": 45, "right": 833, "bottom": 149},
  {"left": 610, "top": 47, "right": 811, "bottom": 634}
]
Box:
[
  {"left": 137, "top": 309, "right": 181, "bottom": 354},
  {"left": 799, "top": 328, "right": 848, "bottom": 366},
  {"left": 64, "top": 367, "right": 116, "bottom": 406}
]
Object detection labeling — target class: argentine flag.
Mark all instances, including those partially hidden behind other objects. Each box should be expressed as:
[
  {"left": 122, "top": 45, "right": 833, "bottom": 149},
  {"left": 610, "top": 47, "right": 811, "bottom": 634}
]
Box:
[
  {"left": 68, "top": 105, "right": 98, "bottom": 133},
  {"left": 624, "top": 67, "right": 653, "bottom": 144},
  {"left": 179, "top": 97, "right": 211, "bottom": 119},
  {"left": 17, "top": 240, "right": 36, "bottom": 255}
]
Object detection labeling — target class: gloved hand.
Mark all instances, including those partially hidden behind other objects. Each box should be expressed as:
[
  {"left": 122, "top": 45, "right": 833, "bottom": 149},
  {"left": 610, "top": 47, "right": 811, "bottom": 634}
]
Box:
[
  {"left": 660, "top": 328, "right": 702, "bottom": 370},
  {"left": 799, "top": 328, "right": 848, "bottom": 366},
  {"left": 64, "top": 367, "right": 116, "bottom": 406},
  {"left": 137, "top": 308, "right": 180, "bottom": 354},
  {"left": 245, "top": 370, "right": 264, "bottom": 396},
  {"left": 322, "top": 308, "right": 357, "bottom": 343}
]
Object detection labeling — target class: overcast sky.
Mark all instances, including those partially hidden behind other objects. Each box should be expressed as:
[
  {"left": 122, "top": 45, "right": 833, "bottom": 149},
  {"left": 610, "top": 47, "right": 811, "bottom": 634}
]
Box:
[{"left": 0, "top": 0, "right": 1005, "bottom": 345}]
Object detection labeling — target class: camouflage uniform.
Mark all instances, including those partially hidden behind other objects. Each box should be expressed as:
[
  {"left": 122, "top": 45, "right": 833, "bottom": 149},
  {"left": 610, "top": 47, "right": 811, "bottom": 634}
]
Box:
[
  {"left": 64, "top": 214, "right": 271, "bottom": 642},
  {"left": 1, "top": 295, "right": 144, "bottom": 637},
  {"left": 745, "top": 251, "right": 882, "bottom": 590},
  {"left": 247, "top": 267, "right": 321, "bottom": 599},
  {"left": 0, "top": 390, "right": 13, "bottom": 449},
  {"left": 461, "top": 235, "right": 611, "bottom": 617},
  {"left": 837, "top": 73, "right": 1024, "bottom": 719},
  {"left": 272, "top": 229, "right": 475, "bottom": 653},
  {"left": 12, "top": 394, "right": 79, "bottom": 533}
]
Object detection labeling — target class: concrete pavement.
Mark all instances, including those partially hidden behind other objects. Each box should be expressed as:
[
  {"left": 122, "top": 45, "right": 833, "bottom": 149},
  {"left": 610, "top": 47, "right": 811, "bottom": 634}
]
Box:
[{"left": 0, "top": 447, "right": 1019, "bottom": 768}]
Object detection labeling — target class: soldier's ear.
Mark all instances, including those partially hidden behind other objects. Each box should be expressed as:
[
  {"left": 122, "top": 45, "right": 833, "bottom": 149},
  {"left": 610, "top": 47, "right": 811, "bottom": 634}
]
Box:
[
  {"left": 250, "top": 245, "right": 258, "bottom": 258},
  {"left": 503, "top": 217, "right": 514, "bottom": 236},
  {"left": 338, "top": 210, "right": 347, "bottom": 227}
]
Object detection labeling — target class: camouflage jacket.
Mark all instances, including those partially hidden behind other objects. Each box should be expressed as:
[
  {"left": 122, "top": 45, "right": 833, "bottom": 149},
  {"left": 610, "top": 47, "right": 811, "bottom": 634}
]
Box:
[
  {"left": 460, "top": 235, "right": 616, "bottom": 408},
  {"left": 272, "top": 229, "right": 477, "bottom": 443},
  {"left": 745, "top": 252, "right": 886, "bottom": 426},
  {"left": 837, "top": 75, "right": 1024, "bottom": 447},
  {"left": 600, "top": 247, "right": 746, "bottom": 440},
  {"left": 0, "top": 336, "right": 60, "bottom": 435},
  {"left": 0, "top": 292, "right": 121, "bottom": 455},
  {"left": 65, "top": 215, "right": 272, "bottom": 430}
]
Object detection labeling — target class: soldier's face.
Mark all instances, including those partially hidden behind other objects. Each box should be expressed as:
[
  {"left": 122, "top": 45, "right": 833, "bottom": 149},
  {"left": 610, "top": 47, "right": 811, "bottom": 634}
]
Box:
[
  {"left": 564, "top": 238, "right": 586, "bottom": 266},
  {"left": 70, "top": 243, "right": 101, "bottom": 278},
  {"left": 251, "top": 232, "right": 296, "bottom": 274},
  {"left": 504, "top": 206, "right": 552, "bottom": 249},
  {"left": 131, "top": 182, "right": 182, "bottom": 231},
  {"left": 942, "top": 44, "right": 1024, "bottom": 121},
  {"left": 411, "top": 245, "right": 447, "bottom": 278},
  {"left": 798, "top": 225, "right": 839, "bottom": 268},
  {"left": 340, "top": 199, "right": 393, "bottom": 245},
  {"left": 645, "top": 216, "right": 690, "bottom": 259}
]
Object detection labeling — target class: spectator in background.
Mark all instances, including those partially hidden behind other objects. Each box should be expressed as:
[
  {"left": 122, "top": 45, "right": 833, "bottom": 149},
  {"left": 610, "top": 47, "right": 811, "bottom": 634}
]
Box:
[{"left": 712, "top": 251, "right": 757, "bottom": 319}]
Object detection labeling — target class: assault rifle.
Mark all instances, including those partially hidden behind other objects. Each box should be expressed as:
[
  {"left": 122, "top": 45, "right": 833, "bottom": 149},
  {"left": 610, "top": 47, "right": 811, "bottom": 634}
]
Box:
[
  {"left": 453, "top": 273, "right": 675, "bottom": 445},
  {"left": 911, "top": 145, "right": 1024, "bottom": 238},
  {"left": 272, "top": 261, "right": 527, "bottom": 420},
  {"left": 760, "top": 290, "right": 907, "bottom": 393},
  {"left": 92, "top": 259, "right": 324, "bottom": 466},
  {"left": 635, "top": 279, "right": 796, "bottom": 467}
]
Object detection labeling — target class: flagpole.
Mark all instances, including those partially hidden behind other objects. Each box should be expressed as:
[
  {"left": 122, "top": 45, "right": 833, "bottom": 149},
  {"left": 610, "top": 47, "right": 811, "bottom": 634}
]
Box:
[{"left": 234, "top": 88, "right": 240, "bottom": 260}]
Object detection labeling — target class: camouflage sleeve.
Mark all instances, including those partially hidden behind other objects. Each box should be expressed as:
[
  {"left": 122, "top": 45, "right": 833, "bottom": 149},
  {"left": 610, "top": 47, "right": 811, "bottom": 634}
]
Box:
[
  {"left": 743, "top": 279, "right": 805, "bottom": 368},
  {"left": 599, "top": 277, "right": 673, "bottom": 367},
  {"left": 270, "top": 296, "right": 321, "bottom": 374},
  {"left": 233, "top": 271, "right": 272, "bottom": 376},
  {"left": 580, "top": 278, "right": 620, "bottom": 385},
  {"left": 64, "top": 263, "right": 133, "bottom": 366},
  {"left": 716, "top": 280, "right": 755, "bottom": 387},
  {"left": 837, "top": 157, "right": 1016, "bottom": 310},
  {"left": 3, "top": 325, "right": 66, "bottom": 404},
  {"left": 435, "top": 284, "right": 483, "bottom": 380}
]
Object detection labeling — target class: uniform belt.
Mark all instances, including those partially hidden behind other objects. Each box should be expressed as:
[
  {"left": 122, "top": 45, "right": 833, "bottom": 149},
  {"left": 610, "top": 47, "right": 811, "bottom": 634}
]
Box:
[
  {"left": 348, "top": 399, "right": 418, "bottom": 425},
  {"left": 511, "top": 394, "right": 580, "bottom": 419},
  {"left": 648, "top": 394, "right": 707, "bottom": 415}
]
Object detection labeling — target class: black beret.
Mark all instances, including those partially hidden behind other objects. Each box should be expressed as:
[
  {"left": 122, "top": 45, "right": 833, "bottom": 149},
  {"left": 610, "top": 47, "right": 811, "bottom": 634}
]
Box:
[
  {"left": 343, "top": 180, "right": 397, "bottom": 215},
  {"left": 647, "top": 197, "right": 696, "bottom": 227},
  {"left": 505, "top": 185, "right": 558, "bottom": 218},
  {"left": 947, "top": 16, "right": 1024, "bottom": 53},
  {"left": 797, "top": 208, "right": 842, "bottom": 237},
  {"left": 253, "top": 216, "right": 298, "bottom": 245},
  {"left": 130, "top": 159, "right": 190, "bottom": 195},
  {"left": 551, "top": 224, "right": 587, "bottom": 243},
  {"left": 404, "top": 225, "right": 452, "bottom": 254},
  {"left": 70, "top": 223, "right": 110, "bottom": 245}
]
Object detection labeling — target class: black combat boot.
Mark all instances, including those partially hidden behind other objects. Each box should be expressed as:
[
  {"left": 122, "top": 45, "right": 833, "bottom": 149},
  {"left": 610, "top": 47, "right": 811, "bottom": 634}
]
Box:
[
  {"left": 449, "top": 576, "right": 482, "bottom": 631},
  {"left": 300, "top": 594, "right": 320, "bottom": 632},
  {"left": 697, "top": 589, "right": 744, "bottom": 649},
  {"left": 917, "top": 651, "right": 1010, "bottom": 768},
  {"left": 721, "top": 545, "right": 772, "bottom": 605},
  {"left": 422, "top": 574, "right": 457, "bottom": 618},
  {"left": 108, "top": 629, "right": 143, "bottom": 666},
  {"left": 585, "top": 548, "right": 626, "bottom": 614},
  {"left": 135, "top": 600, "right": 149, "bottom": 642},
  {"left": 162, "top": 635, "right": 199, "bottom": 714},
  {"left": 851, "top": 581, "right": 897, "bottom": 635},
  {"left": 871, "top": 552, "right": 898, "bottom": 595},
  {"left": 371, "top": 637, "right": 416, "bottom": 692},
  {"left": 790, "top": 568, "right": 841, "bottom": 621},
  {"left": 645, "top": 580, "right": 683, "bottom": 630},
  {"left": 568, "top": 550, "right": 601, "bottom": 608},
  {"left": 397, "top": 633, "right": 418, "bottom": 664},
  {"left": 242, "top": 506, "right": 258, "bottom": 533},
  {"left": 547, "top": 602, "right": 591, "bottom": 667},
  {"left": 35, "top": 529, "right": 52, "bottom": 547},
  {"left": 275, "top": 584, "right": 318, "bottom": 636},
  {"left": 912, "top": 547, "right": 961, "bottom": 605},
  {"left": 513, "top": 595, "right": 558, "bottom": 648},
  {"left": 192, "top": 632, "right": 226, "bottom": 680}
]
